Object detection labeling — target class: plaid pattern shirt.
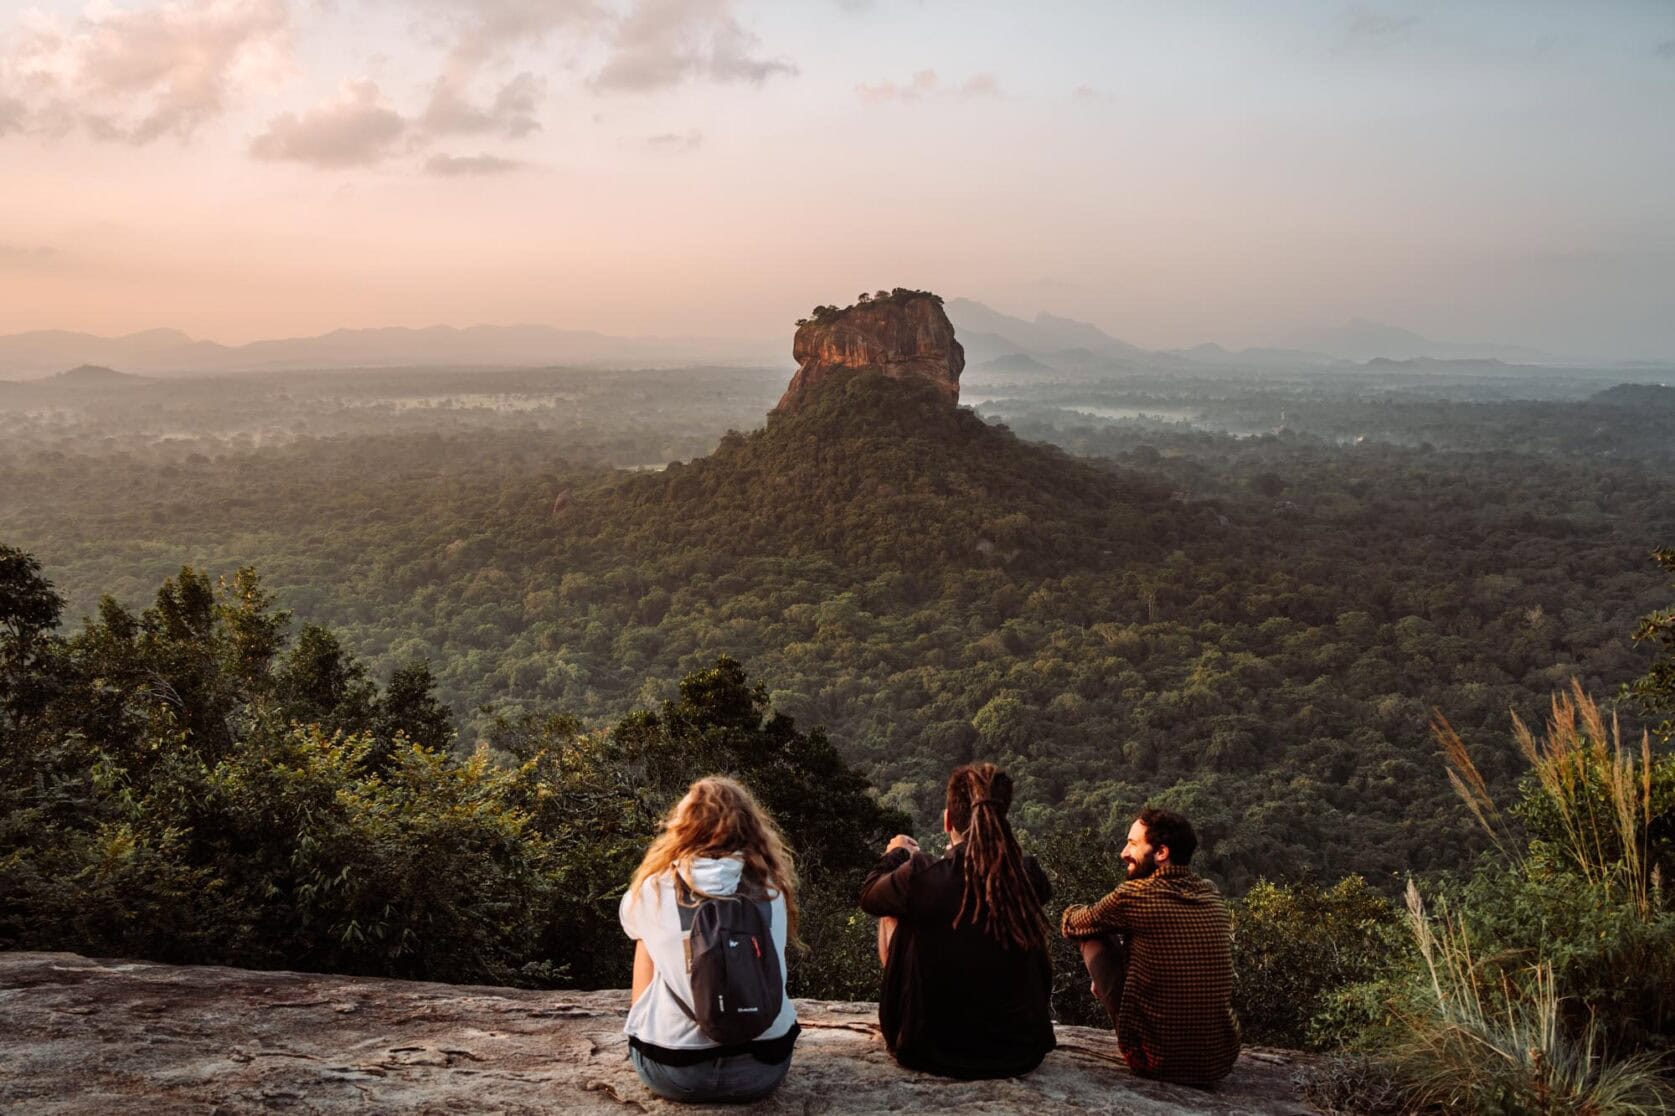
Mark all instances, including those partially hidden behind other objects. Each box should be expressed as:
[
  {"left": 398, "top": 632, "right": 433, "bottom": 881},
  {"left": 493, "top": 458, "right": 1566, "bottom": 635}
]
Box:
[{"left": 1059, "top": 864, "right": 1240, "bottom": 1086}]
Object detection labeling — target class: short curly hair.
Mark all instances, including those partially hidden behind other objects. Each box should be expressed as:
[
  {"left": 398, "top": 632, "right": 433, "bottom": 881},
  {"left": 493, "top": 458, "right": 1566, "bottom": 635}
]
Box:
[{"left": 1137, "top": 806, "right": 1198, "bottom": 866}]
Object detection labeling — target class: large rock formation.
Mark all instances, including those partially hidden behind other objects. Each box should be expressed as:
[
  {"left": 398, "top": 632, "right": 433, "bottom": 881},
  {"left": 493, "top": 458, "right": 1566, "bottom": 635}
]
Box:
[
  {"left": 776, "top": 292, "right": 964, "bottom": 414},
  {"left": 1, "top": 952, "right": 1320, "bottom": 1114}
]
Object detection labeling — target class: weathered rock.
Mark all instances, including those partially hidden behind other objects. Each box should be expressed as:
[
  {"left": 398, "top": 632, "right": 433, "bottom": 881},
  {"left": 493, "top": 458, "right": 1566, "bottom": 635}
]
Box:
[
  {"left": 0, "top": 952, "right": 1320, "bottom": 1114},
  {"left": 776, "top": 295, "right": 964, "bottom": 414}
]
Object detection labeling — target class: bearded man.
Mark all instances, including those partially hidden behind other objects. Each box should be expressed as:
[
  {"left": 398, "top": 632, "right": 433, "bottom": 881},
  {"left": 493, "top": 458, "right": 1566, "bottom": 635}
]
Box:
[{"left": 1059, "top": 807, "right": 1240, "bottom": 1087}]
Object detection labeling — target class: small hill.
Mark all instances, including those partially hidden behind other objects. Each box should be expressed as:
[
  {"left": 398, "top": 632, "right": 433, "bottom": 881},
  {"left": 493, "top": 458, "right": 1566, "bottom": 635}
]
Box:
[
  {"left": 50, "top": 363, "right": 140, "bottom": 384},
  {"left": 1591, "top": 382, "right": 1675, "bottom": 410}
]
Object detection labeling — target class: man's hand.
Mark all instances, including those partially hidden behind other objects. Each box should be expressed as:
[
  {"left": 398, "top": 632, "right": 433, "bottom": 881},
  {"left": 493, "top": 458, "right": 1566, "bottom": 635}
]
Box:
[{"left": 886, "top": 834, "right": 919, "bottom": 854}]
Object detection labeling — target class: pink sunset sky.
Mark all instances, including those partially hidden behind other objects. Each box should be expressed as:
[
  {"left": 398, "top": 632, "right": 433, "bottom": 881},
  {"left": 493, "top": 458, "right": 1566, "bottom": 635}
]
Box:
[{"left": 3, "top": 0, "right": 1674, "bottom": 358}]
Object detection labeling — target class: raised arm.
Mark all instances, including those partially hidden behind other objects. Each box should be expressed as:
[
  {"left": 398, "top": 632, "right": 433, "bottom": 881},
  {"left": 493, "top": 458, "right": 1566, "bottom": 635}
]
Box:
[
  {"left": 1059, "top": 880, "right": 1141, "bottom": 940},
  {"left": 859, "top": 846, "right": 924, "bottom": 918}
]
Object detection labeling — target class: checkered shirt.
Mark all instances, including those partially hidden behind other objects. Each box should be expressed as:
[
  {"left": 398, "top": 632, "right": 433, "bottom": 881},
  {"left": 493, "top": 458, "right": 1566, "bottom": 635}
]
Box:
[{"left": 1059, "top": 863, "right": 1240, "bottom": 1086}]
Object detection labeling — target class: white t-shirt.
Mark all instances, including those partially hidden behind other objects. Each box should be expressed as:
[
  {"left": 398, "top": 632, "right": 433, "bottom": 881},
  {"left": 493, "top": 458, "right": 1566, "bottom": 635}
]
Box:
[{"left": 618, "top": 854, "right": 797, "bottom": 1049}]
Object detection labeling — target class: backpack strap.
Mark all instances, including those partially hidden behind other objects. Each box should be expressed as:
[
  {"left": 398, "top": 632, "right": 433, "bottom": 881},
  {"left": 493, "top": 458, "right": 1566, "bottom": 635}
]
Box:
[
  {"left": 660, "top": 868, "right": 773, "bottom": 1023},
  {"left": 661, "top": 978, "right": 700, "bottom": 1023}
]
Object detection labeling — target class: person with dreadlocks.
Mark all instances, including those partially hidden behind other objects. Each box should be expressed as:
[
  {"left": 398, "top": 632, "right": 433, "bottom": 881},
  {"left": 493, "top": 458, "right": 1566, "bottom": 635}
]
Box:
[{"left": 858, "top": 762, "right": 1055, "bottom": 1079}]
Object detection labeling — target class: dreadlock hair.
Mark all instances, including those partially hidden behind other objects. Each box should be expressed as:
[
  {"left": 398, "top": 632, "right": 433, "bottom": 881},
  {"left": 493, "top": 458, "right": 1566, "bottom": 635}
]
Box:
[{"left": 946, "top": 763, "right": 1048, "bottom": 951}]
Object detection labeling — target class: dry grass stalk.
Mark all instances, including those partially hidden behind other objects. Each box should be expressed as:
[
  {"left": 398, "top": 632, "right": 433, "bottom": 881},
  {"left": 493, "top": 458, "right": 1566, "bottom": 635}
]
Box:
[
  {"left": 1436, "top": 680, "right": 1657, "bottom": 915},
  {"left": 1398, "top": 883, "right": 1674, "bottom": 1113}
]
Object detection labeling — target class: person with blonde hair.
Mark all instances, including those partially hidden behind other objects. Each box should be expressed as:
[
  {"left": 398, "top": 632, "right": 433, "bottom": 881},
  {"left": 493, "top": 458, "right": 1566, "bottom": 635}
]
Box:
[{"left": 619, "top": 776, "right": 801, "bottom": 1103}]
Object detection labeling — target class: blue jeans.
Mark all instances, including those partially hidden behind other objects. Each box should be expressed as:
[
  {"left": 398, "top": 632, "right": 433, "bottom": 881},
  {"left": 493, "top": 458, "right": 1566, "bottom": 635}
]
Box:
[{"left": 630, "top": 1047, "right": 791, "bottom": 1104}]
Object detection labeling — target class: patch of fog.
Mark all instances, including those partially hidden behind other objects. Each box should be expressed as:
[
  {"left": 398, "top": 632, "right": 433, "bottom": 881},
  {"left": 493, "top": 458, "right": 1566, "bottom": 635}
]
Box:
[
  {"left": 341, "top": 393, "right": 578, "bottom": 412},
  {"left": 617, "top": 463, "right": 671, "bottom": 472},
  {"left": 148, "top": 431, "right": 293, "bottom": 447},
  {"left": 1062, "top": 404, "right": 1201, "bottom": 423}
]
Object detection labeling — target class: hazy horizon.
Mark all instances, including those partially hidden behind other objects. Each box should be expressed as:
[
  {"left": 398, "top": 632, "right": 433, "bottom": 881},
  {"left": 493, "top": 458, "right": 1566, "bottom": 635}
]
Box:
[{"left": 4, "top": 1, "right": 1674, "bottom": 359}]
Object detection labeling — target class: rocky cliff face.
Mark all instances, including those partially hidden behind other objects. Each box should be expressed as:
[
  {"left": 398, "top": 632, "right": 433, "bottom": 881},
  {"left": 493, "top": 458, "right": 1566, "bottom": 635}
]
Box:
[
  {"left": 776, "top": 294, "right": 964, "bottom": 414},
  {"left": 1, "top": 952, "right": 1318, "bottom": 1115}
]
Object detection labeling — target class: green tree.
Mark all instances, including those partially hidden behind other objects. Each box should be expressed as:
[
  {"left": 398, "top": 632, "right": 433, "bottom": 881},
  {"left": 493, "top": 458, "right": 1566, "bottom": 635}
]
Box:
[{"left": 1629, "top": 546, "right": 1675, "bottom": 742}]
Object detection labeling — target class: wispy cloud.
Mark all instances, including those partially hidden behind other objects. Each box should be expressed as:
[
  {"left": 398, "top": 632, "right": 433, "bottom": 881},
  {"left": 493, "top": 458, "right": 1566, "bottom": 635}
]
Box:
[
  {"left": 1656, "top": 39, "right": 1675, "bottom": 60},
  {"left": 412, "top": 0, "right": 605, "bottom": 69},
  {"left": 0, "top": 0, "right": 291, "bottom": 143},
  {"left": 250, "top": 80, "right": 406, "bottom": 167},
  {"left": 0, "top": 242, "right": 62, "bottom": 270},
  {"left": 423, "top": 152, "right": 527, "bottom": 175},
  {"left": 421, "top": 71, "right": 545, "bottom": 138},
  {"left": 645, "top": 128, "right": 702, "bottom": 152},
  {"left": 0, "top": 93, "right": 25, "bottom": 136},
  {"left": 401, "top": 0, "right": 600, "bottom": 146},
  {"left": 856, "top": 70, "right": 1000, "bottom": 104},
  {"left": 1340, "top": 7, "right": 1419, "bottom": 52},
  {"left": 593, "top": 0, "right": 796, "bottom": 92},
  {"left": 1071, "top": 84, "right": 1107, "bottom": 103}
]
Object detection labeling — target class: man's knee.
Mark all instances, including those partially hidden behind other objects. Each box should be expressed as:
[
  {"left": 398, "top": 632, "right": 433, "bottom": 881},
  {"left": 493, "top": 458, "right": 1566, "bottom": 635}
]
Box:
[{"left": 1078, "top": 933, "right": 1127, "bottom": 1023}]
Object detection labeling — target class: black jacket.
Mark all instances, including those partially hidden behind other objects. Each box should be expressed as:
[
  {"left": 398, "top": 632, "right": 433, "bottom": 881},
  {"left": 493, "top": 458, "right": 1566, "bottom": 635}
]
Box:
[{"left": 859, "top": 844, "right": 1056, "bottom": 1079}]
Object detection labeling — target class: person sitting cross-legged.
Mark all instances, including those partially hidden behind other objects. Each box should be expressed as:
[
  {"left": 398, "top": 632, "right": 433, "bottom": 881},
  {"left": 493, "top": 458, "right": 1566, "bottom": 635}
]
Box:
[
  {"left": 1059, "top": 807, "right": 1240, "bottom": 1088},
  {"left": 859, "top": 762, "right": 1056, "bottom": 1079},
  {"left": 619, "top": 777, "right": 800, "bottom": 1104}
]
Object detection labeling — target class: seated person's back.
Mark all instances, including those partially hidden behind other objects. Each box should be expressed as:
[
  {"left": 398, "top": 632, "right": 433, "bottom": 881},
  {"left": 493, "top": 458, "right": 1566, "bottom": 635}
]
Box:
[
  {"left": 860, "top": 763, "right": 1055, "bottom": 1079},
  {"left": 1060, "top": 807, "right": 1239, "bottom": 1087}
]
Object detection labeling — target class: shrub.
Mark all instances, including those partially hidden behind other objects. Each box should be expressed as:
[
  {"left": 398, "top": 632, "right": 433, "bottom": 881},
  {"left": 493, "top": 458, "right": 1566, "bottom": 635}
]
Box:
[
  {"left": 1232, "top": 875, "right": 1398, "bottom": 1048},
  {"left": 1348, "top": 684, "right": 1675, "bottom": 1112}
]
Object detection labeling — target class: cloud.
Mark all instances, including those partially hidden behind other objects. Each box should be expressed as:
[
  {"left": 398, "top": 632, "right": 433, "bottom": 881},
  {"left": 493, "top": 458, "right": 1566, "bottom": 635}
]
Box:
[
  {"left": 1340, "top": 8, "right": 1419, "bottom": 51},
  {"left": 645, "top": 128, "right": 701, "bottom": 152},
  {"left": 0, "top": 242, "right": 62, "bottom": 270},
  {"left": 423, "top": 152, "right": 527, "bottom": 175},
  {"left": 593, "top": 0, "right": 796, "bottom": 92},
  {"left": 0, "top": 93, "right": 25, "bottom": 136},
  {"left": 413, "top": 0, "right": 605, "bottom": 68},
  {"left": 402, "top": 0, "right": 602, "bottom": 143},
  {"left": 250, "top": 79, "right": 407, "bottom": 166},
  {"left": 421, "top": 71, "right": 544, "bottom": 138},
  {"left": 0, "top": 0, "right": 291, "bottom": 143},
  {"left": 856, "top": 70, "right": 1000, "bottom": 104},
  {"left": 1071, "top": 84, "right": 1106, "bottom": 102},
  {"left": 1657, "top": 39, "right": 1675, "bottom": 60}
]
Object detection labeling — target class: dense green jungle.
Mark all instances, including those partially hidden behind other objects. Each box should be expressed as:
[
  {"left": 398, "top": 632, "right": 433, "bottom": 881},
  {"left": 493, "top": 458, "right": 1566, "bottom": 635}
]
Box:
[
  {"left": 4, "top": 357, "right": 1675, "bottom": 1110},
  {"left": 3, "top": 363, "right": 1672, "bottom": 887}
]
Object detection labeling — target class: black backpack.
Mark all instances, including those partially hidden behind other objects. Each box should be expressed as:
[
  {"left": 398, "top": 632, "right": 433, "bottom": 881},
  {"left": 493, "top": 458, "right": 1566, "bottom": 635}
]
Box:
[{"left": 664, "top": 872, "right": 783, "bottom": 1045}]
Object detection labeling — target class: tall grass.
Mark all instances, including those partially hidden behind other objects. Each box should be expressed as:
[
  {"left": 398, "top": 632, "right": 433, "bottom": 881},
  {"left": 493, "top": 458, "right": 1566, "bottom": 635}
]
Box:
[
  {"left": 1384, "top": 683, "right": 1675, "bottom": 1113},
  {"left": 1398, "top": 880, "right": 1671, "bottom": 1113},
  {"left": 1434, "top": 679, "right": 1659, "bottom": 912}
]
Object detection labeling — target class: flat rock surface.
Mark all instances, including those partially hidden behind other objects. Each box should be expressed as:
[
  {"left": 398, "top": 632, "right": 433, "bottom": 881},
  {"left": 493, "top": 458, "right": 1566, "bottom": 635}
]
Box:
[{"left": 0, "top": 952, "right": 1319, "bottom": 1115}]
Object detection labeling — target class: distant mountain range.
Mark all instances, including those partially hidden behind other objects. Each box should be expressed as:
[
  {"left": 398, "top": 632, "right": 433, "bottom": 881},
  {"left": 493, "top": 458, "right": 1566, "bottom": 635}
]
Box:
[
  {"left": 0, "top": 325, "right": 782, "bottom": 379},
  {"left": 0, "top": 306, "right": 1587, "bottom": 379},
  {"left": 1279, "top": 318, "right": 1559, "bottom": 364},
  {"left": 945, "top": 301, "right": 1567, "bottom": 371}
]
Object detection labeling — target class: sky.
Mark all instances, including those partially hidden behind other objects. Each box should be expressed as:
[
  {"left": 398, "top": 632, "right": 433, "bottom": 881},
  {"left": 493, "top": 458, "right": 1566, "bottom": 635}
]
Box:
[{"left": 2, "top": 0, "right": 1673, "bottom": 358}]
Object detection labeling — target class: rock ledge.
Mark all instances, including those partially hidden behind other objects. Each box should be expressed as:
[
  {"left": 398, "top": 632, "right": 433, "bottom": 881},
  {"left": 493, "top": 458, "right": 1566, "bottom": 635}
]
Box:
[{"left": 0, "top": 952, "right": 1318, "bottom": 1114}]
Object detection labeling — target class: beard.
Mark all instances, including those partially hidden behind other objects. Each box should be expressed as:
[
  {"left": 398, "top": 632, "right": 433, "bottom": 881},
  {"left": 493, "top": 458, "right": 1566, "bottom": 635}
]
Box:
[{"left": 1123, "top": 851, "right": 1158, "bottom": 880}]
